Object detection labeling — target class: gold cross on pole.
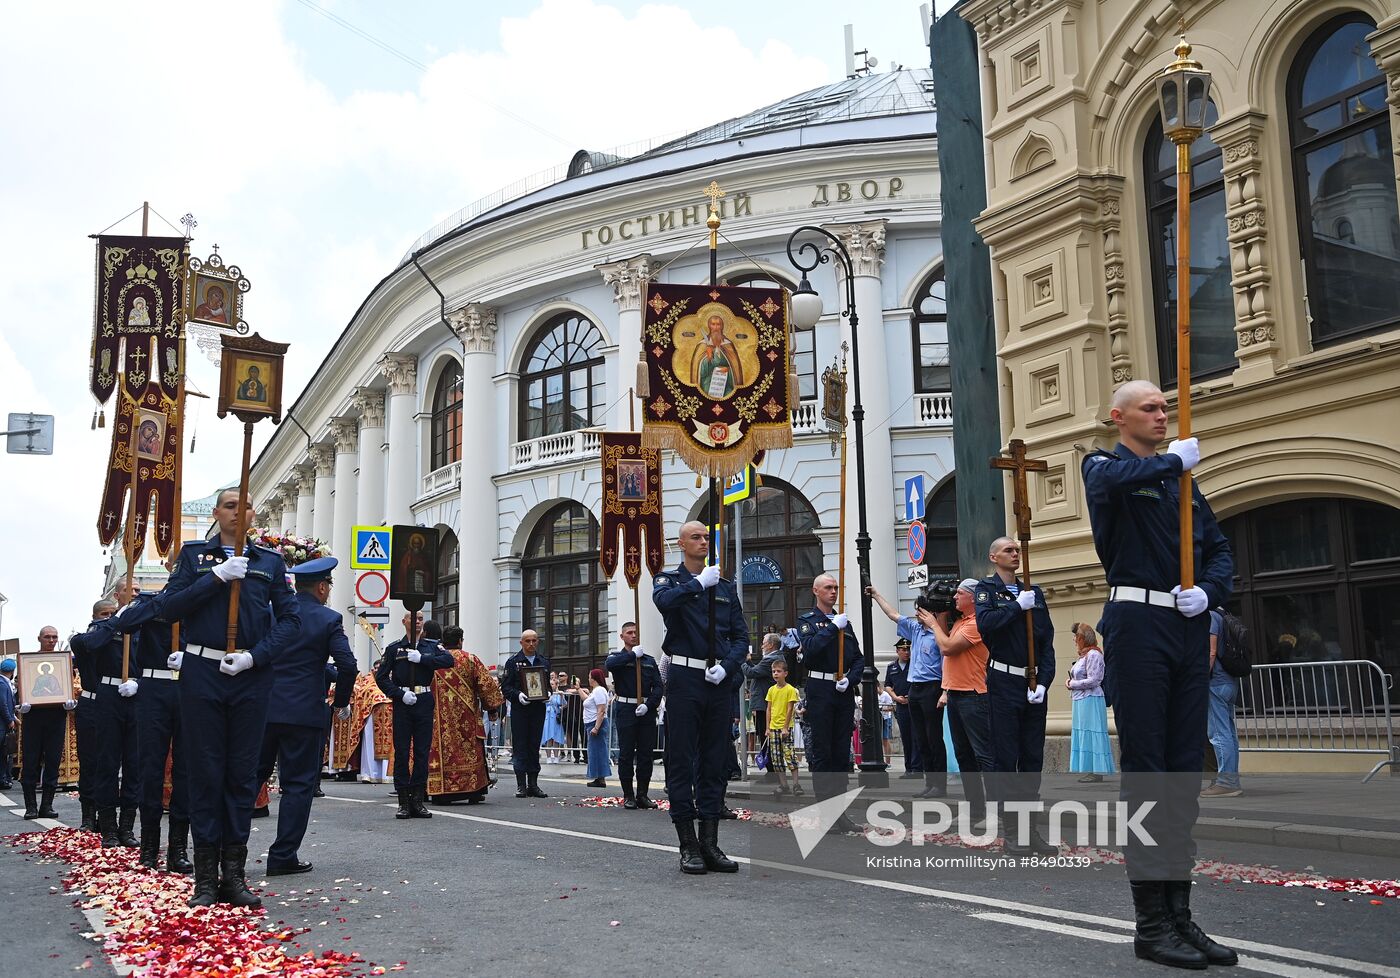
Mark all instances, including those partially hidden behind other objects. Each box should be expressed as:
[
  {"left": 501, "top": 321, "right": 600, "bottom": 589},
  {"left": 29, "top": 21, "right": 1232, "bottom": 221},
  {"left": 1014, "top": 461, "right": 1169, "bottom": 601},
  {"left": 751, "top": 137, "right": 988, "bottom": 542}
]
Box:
[
  {"left": 702, "top": 180, "right": 725, "bottom": 213},
  {"left": 991, "top": 438, "right": 1048, "bottom": 690}
]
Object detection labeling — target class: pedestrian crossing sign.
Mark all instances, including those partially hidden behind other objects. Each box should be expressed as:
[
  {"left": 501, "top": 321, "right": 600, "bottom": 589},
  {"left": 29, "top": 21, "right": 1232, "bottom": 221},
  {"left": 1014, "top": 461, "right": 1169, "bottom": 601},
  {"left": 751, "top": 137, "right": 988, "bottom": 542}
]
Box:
[
  {"left": 723, "top": 465, "right": 753, "bottom": 505},
  {"left": 351, "top": 525, "right": 392, "bottom": 570}
]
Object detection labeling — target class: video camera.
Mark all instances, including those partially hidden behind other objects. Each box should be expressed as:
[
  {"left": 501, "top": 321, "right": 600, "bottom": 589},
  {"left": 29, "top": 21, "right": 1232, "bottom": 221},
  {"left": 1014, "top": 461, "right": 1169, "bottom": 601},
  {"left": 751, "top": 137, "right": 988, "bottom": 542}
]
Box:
[{"left": 916, "top": 577, "right": 961, "bottom": 616}]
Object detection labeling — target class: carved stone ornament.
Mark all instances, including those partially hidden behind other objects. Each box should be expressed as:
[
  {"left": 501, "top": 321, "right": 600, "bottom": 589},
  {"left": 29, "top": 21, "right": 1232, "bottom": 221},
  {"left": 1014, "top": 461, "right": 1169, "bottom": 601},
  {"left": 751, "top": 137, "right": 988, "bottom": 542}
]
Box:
[
  {"left": 597, "top": 254, "right": 654, "bottom": 312},
  {"left": 309, "top": 444, "right": 336, "bottom": 477},
  {"left": 828, "top": 220, "right": 887, "bottom": 278},
  {"left": 294, "top": 467, "right": 316, "bottom": 495},
  {"left": 330, "top": 417, "right": 359, "bottom": 455},
  {"left": 449, "top": 303, "right": 499, "bottom": 354},
  {"left": 378, "top": 353, "right": 418, "bottom": 396},
  {"left": 352, "top": 387, "right": 386, "bottom": 428}
]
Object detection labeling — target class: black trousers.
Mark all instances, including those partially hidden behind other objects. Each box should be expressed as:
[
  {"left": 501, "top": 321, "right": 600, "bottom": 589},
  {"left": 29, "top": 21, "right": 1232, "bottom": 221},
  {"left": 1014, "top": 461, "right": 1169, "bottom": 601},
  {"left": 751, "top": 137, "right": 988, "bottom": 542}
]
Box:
[
  {"left": 985, "top": 670, "right": 1046, "bottom": 802},
  {"left": 804, "top": 681, "right": 855, "bottom": 800},
  {"left": 257, "top": 722, "right": 322, "bottom": 865},
  {"left": 91, "top": 686, "right": 140, "bottom": 810},
  {"left": 391, "top": 694, "right": 435, "bottom": 790},
  {"left": 894, "top": 705, "right": 921, "bottom": 771},
  {"left": 663, "top": 680, "right": 729, "bottom": 822},
  {"left": 907, "top": 681, "right": 948, "bottom": 791},
  {"left": 137, "top": 678, "right": 187, "bottom": 823},
  {"left": 614, "top": 710, "right": 656, "bottom": 794},
  {"left": 20, "top": 707, "right": 66, "bottom": 789},
  {"left": 511, "top": 703, "right": 545, "bottom": 776},
  {"left": 945, "top": 689, "right": 994, "bottom": 816},
  {"left": 75, "top": 696, "right": 96, "bottom": 802}
]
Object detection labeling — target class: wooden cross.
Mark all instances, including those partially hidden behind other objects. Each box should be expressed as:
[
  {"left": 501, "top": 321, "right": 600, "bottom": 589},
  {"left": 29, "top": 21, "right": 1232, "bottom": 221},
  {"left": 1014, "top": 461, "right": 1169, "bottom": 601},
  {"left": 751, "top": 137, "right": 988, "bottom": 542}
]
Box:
[{"left": 990, "top": 438, "right": 1048, "bottom": 690}]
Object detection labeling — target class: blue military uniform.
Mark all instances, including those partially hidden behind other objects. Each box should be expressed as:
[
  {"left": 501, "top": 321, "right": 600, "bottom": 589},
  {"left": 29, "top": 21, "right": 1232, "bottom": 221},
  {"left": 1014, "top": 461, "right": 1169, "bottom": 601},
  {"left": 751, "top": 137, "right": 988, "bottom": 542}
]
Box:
[
  {"left": 498, "top": 648, "right": 550, "bottom": 797},
  {"left": 375, "top": 631, "right": 453, "bottom": 814},
  {"left": 883, "top": 655, "right": 921, "bottom": 774},
  {"left": 257, "top": 557, "right": 357, "bottom": 870},
  {"left": 70, "top": 636, "right": 100, "bottom": 827},
  {"left": 604, "top": 646, "right": 663, "bottom": 807},
  {"left": 793, "top": 607, "right": 862, "bottom": 801},
  {"left": 69, "top": 614, "right": 142, "bottom": 846}
]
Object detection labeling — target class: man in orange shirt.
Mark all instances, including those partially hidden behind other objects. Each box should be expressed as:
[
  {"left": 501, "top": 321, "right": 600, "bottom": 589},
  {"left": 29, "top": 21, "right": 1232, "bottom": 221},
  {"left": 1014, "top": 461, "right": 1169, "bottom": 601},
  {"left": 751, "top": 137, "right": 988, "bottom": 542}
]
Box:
[{"left": 926, "top": 579, "right": 994, "bottom": 827}]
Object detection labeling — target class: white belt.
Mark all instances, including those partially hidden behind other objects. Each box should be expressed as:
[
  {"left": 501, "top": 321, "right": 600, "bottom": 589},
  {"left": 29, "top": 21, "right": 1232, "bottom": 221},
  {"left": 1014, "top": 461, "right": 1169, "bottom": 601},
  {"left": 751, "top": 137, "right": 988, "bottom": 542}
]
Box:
[
  {"left": 80, "top": 690, "right": 96, "bottom": 700},
  {"left": 186, "top": 643, "right": 225, "bottom": 659},
  {"left": 403, "top": 685, "right": 432, "bottom": 694},
  {"left": 616, "top": 696, "right": 640, "bottom": 704},
  {"left": 99, "top": 676, "right": 123, "bottom": 686},
  {"left": 989, "top": 659, "right": 1026, "bottom": 676},
  {"left": 670, "top": 656, "right": 711, "bottom": 670},
  {"left": 141, "top": 669, "right": 177, "bottom": 681},
  {"left": 1109, "top": 586, "right": 1176, "bottom": 609},
  {"left": 807, "top": 671, "right": 837, "bottom": 682}
]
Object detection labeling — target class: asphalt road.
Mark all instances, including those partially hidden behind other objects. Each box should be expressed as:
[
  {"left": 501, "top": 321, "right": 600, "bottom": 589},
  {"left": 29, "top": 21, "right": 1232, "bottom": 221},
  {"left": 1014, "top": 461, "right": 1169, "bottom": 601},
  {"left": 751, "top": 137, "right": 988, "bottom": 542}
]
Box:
[{"left": 3, "top": 776, "right": 1397, "bottom": 978}]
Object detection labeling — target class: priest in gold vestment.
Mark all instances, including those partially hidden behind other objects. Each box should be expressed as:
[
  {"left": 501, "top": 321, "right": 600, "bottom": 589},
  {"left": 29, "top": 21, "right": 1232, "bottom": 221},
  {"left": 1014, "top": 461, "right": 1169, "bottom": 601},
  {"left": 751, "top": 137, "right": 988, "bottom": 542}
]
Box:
[{"left": 425, "top": 625, "right": 504, "bottom": 803}]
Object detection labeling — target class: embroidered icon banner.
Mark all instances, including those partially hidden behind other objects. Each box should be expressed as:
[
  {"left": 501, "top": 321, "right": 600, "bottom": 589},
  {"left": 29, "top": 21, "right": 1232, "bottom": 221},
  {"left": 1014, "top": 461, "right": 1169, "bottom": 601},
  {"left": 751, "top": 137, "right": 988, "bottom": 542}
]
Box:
[
  {"left": 90, "top": 235, "right": 187, "bottom": 405},
  {"left": 599, "top": 432, "right": 664, "bottom": 587}
]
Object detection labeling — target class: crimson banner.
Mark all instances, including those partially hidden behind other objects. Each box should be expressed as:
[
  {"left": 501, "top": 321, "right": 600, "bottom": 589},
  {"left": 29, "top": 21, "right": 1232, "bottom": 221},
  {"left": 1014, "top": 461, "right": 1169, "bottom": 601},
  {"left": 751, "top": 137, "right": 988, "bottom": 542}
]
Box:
[
  {"left": 599, "top": 432, "right": 664, "bottom": 588},
  {"left": 97, "top": 384, "right": 181, "bottom": 558},
  {"left": 90, "top": 235, "right": 186, "bottom": 405}
]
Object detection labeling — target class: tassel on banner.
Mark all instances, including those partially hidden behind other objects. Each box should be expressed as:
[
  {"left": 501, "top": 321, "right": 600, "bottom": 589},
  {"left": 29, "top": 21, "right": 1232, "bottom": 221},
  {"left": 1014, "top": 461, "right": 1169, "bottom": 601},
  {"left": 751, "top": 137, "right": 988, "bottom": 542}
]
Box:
[
  {"left": 90, "top": 408, "right": 98, "bottom": 431},
  {"left": 98, "top": 407, "right": 105, "bottom": 429},
  {"left": 635, "top": 353, "right": 649, "bottom": 398},
  {"left": 788, "top": 368, "right": 801, "bottom": 410}
]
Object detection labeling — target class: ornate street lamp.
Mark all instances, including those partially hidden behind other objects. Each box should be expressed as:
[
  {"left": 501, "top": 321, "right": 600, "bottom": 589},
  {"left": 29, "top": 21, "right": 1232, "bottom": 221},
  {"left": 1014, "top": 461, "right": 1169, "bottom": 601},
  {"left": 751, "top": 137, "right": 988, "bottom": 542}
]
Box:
[
  {"left": 1155, "top": 30, "right": 1212, "bottom": 588},
  {"left": 787, "top": 226, "right": 886, "bottom": 776}
]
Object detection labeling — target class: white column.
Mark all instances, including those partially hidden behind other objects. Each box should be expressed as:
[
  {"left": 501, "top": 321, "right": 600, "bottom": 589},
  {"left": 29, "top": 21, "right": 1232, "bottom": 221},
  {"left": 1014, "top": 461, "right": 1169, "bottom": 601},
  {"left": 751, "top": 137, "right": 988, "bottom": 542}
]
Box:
[
  {"left": 294, "top": 468, "right": 315, "bottom": 537},
  {"left": 379, "top": 353, "right": 419, "bottom": 632},
  {"left": 831, "top": 220, "right": 898, "bottom": 653},
  {"left": 352, "top": 388, "right": 387, "bottom": 667},
  {"left": 310, "top": 444, "right": 336, "bottom": 545},
  {"left": 596, "top": 254, "right": 664, "bottom": 650},
  {"left": 448, "top": 304, "right": 500, "bottom": 656},
  {"left": 330, "top": 417, "right": 360, "bottom": 641}
]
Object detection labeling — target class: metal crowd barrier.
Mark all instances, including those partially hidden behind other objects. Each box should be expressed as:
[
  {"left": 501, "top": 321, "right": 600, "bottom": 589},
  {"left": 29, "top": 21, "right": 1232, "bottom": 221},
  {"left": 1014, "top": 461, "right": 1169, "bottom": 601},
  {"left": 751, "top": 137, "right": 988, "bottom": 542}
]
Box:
[{"left": 1235, "top": 659, "right": 1398, "bottom": 782}]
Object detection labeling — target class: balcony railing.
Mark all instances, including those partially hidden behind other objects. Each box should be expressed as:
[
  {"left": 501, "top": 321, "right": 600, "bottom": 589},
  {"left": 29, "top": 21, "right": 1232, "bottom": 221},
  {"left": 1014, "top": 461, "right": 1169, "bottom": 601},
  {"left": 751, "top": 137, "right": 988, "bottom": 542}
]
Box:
[
  {"left": 915, "top": 392, "right": 953, "bottom": 427},
  {"left": 792, "top": 401, "right": 822, "bottom": 435},
  {"left": 420, "top": 460, "right": 462, "bottom": 499},
  {"left": 511, "top": 428, "right": 604, "bottom": 472}
]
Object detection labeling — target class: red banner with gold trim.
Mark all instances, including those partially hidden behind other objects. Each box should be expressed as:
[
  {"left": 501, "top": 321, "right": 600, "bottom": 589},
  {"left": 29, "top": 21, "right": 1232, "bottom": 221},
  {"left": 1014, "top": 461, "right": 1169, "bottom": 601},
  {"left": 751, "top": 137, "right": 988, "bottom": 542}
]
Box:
[
  {"left": 97, "top": 384, "right": 181, "bottom": 558},
  {"left": 599, "top": 432, "right": 664, "bottom": 587}
]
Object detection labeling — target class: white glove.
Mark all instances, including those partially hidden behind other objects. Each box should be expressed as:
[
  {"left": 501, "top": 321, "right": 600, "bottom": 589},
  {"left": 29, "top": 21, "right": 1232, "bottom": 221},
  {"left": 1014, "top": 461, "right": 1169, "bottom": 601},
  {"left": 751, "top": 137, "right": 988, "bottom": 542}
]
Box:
[
  {"left": 831, "top": 613, "right": 849, "bottom": 630},
  {"left": 635, "top": 703, "right": 649, "bottom": 717},
  {"left": 18, "top": 701, "right": 31, "bottom": 714},
  {"left": 336, "top": 705, "right": 351, "bottom": 721},
  {"left": 401, "top": 690, "right": 418, "bottom": 706},
  {"left": 219, "top": 651, "right": 254, "bottom": 676},
  {"left": 212, "top": 556, "right": 248, "bottom": 583},
  {"left": 633, "top": 646, "right": 645, "bottom": 658},
  {"left": 118, "top": 679, "right": 139, "bottom": 697},
  {"left": 1015, "top": 590, "right": 1036, "bottom": 611},
  {"left": 167, "top": 651, "right": 184, "bottom": 671},
  {"left": 518, "top": 692, "right": 530, "bottom": 705},
  {"left": 704, "top": 664, "right": 726, "bottom": 685},
  {"left": 696, "top": 564, "right": 721, "bottom": 589},
  {"left": 63, "top": 699, "right": 77, "bottom": 711},
  {"left": 1167, "top": 437, "right": 1200, "bottom": 472},
  {"left": 835, "top": 677, "right": 850, "bottom": 692},
  {"left": 1171, "top": 585, "right": 1208, "bottom": 618},
  {"left": 407, "top": 649, "right": 422, "bottom": 664},
  {"left": 1027, "top": 684, "right": 1046, "bottom": 704},
  {"left": 780, "top": 628, "right": 800, "bottom": 650}
]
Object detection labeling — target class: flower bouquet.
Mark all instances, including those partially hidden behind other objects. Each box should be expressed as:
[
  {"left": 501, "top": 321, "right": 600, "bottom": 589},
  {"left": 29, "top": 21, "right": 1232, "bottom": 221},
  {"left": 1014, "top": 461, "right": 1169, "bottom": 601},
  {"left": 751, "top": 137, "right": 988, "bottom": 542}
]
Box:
[{"left": 247, "top": 527, "right": 332, "bottom": 568}]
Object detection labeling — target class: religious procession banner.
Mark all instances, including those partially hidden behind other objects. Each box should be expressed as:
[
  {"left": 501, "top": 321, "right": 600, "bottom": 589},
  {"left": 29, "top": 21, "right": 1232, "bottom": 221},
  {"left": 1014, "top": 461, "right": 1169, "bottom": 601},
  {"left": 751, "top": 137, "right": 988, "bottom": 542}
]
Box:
[
  {"left": 640, "top": 282, "right": 795, "bottom": 477},
  {"left": 97, "top": 382, "right": 181, "bottom": 557},
  {"left": 599, "top": 432, "right": 664, "bottom": 588},
  {"left": 89, "top": 235, "right": 187, "bottom": 406}
]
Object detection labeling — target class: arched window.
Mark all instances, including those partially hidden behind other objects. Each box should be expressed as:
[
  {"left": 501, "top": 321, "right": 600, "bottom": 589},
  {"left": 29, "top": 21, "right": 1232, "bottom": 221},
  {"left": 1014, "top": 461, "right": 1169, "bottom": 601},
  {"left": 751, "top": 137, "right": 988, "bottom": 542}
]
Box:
[
  {"left": 1145, "top": 99, "right": 1236, "bottom": 383},
  {"left": 519, "top": 313, "right": 607, "bottom": 441},
  {"left": 429, "top": 362, "right": 462, "bottom": 470},
  {"left": 910, "top": 267, "right": 950, "bottom": 393},
  {"left": 924, "top": 477, "right": 958, "bottom": 579},
  {"left": 1288, "top": 14, "right": 1399, "bottom": 343},
  {"left": 726, "top": 271, "right": 815, "bottom": 400},
  {"left": 522, "top": 502, "right": 607, "bottom": 677},
  {"left": 700, "top": 477, "right": 823, "bottom": 639},
  {"left": 434, "top": 530, "right": 459, "bottom": 627}
]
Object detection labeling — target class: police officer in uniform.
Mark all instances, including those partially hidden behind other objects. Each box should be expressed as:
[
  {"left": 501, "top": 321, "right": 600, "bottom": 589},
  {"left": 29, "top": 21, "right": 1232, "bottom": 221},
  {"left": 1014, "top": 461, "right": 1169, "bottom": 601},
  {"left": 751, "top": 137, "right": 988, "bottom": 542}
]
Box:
[
  {"left": 791, "top": 573, "right": 862, "bottom": 831},
  {"left": 255, "top": 556, "right": 356, "bottom": 873},
  {"left": 973, "top": 537, "right": 1056, "bottom": 855},
  {"left": 18, "top": 626, "right": 75, "bottom": 820},
  {"left": 884, "top": 638, "right": 921, "bottom": 778},
  {"left": 653, "top": 520, "right": 748, "bottom": 875},
  {"left": 604, "top": 621, "right": 662, "bottom": 809},
  {"left": 499, "top": 629, "right": 550, "bottom": 799},
  {"left": 1082, "top": 380, "right": 1235, "bottom": 969},
  {"left": 376, "top": 611, "right": 454, "bottom": 818},
  {"left": 74, "top": 599, "right": 117, "bottom": 832},
  {"left": 115, "top": 488, "right": 301, "bottom": 907}
]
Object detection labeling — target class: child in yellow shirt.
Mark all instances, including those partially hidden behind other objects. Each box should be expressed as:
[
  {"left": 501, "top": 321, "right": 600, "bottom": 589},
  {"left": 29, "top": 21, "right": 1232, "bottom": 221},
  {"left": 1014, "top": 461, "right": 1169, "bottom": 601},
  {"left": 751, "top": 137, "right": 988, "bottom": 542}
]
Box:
[{"left": 765, "top": 659, "right": 803, "bottom": 798}]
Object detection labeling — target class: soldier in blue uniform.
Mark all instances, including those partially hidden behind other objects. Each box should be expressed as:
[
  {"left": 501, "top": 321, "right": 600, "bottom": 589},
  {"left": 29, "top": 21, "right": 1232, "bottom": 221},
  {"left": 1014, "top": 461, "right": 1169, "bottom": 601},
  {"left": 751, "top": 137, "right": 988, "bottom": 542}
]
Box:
[
  {"left": 256, "top": 557, "right": 357, "bottom": 873},
  {"left": 791, "top": 574, "right": 862, "bottom": 830},
  {"left": 73, "top": 598, "right": 117, "bottom": 832},
  {"left": 499, "top": 629, "right": 550, "bottom": 800},
  {"left": 376, "top": 610, "right": 454, "bottom": 818},
  {"left": 1082, "top": 380, "right": 1236, "bottom": 969},
  {"left": 972, "top": 537, "right": 1056, "bottom": 855},
  {"left": 604, "top": 621, "right": 663, "bottom": 810},
  {"left": 69, "top": 580, "right": 144, "bottom": 850},
  {"left": 652, "top": 520, "right": 748, "bottom": 875}
]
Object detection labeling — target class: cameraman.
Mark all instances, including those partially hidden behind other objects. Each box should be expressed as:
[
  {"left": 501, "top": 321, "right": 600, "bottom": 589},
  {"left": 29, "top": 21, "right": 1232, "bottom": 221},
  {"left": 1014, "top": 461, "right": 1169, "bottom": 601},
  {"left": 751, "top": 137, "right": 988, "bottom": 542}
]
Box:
[
  {"left": 866, "top": 584, "right": 947, "bottom": 799},
  {"left": 925, "top": 580, "right": 994, "bottom": 826}
]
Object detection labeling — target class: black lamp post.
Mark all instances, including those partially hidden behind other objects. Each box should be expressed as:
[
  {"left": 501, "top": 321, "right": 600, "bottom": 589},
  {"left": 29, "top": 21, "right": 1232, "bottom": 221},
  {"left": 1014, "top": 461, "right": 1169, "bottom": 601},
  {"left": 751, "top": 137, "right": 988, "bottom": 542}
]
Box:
[{"left": 786, "top": 226, "right": 886, "bottom": 776}]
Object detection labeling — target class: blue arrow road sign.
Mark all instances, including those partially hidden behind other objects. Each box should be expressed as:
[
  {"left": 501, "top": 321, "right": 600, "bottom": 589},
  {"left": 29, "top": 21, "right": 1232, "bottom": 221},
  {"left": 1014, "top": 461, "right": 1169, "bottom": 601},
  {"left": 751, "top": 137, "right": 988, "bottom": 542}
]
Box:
[{"left": 905, "top": 475, "right": 925, "bottom": 522}]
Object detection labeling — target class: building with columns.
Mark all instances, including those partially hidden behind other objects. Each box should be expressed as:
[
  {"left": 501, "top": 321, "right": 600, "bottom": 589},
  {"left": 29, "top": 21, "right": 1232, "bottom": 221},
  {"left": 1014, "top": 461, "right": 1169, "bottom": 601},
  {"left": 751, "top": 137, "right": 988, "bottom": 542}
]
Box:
[
  {"left": 248, "top": 68, "right": 957, "bottom": 673},
  {"left": 935, "top": 0, "right": 1400, "bottom": 760}
]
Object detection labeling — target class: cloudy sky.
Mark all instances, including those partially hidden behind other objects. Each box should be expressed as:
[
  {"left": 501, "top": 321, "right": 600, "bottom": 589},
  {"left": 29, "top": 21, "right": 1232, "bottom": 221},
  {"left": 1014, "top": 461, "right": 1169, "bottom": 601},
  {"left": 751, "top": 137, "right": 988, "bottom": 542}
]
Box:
[{"left": 0, "top": 0, "right": 952, "bottom": 644}]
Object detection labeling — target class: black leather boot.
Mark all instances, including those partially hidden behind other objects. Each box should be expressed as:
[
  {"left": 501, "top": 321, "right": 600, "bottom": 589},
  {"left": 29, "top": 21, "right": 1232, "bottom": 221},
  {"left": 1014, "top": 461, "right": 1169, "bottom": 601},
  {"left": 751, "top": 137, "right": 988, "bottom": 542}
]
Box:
[
  {"left": 675, "top": 820, "right": 707, "bottom": 875},
  {"left": 138, "top": 818, "right": 162, "bottom": 869},
  {"left": 187, "top": 846, "right": 221, "bottom": 907},
  {"left": 697, "top": 819, "right": 738, "bottom": 873},
  {"left": 79, "top": 799, "right": 97, "bottom": 832},
  {"left": 1165, "top": 880, "right": 1238, "bottom": 966},
  {"left": 635, "top": 781, "right": 658, "bottom": 809},
  {"left": 98, "top": 808, "right": 121, "bottom": 848},
  {"left": 21, "top": 784, "right": 39, "bottom": 819},
  {"left": 526, "top": 774, "right": 548, "bottom": 798},
  {"left": 514, "top": 773, "right": 528, "bottom": 798},
  {"left": 217, "top": 844, "right": 262, "bottom": 907},
  {"left": 409, "top": 787, "right": 433, "bottom": 818},
  {"left": 621, "top": 774, "right": 636, "bottom": 808},
  {"left": 117, "top": 807, "right": 140, "bottom": 847},
  {"left": 395, "top": 791, "right": 413, "bottom": 819},
  {"left": 166, "top": 819, "right": 194, "bottom": 874},
  {"left": 38, "top": 786, "right": 59, "bottom": 819},
  {"left": 1131, "top": 881, "right": 1208, "bottom": 970}
]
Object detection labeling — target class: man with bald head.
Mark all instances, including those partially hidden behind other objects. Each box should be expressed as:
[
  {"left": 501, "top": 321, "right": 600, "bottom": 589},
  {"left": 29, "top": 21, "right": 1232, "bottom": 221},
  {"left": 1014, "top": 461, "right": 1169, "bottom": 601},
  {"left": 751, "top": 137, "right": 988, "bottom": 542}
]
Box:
[
  {"left": 18, "top": 625, "right": 76, "bottom": 819},
  {"left": 499, "top": 628, "right": 550, "bottom": 799},
  {"left": 653, "top": 520, "right": 749, "bottom": 874},
  {"left": 1082, "top": 379, "right": 1235, "bottom": 969}
]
